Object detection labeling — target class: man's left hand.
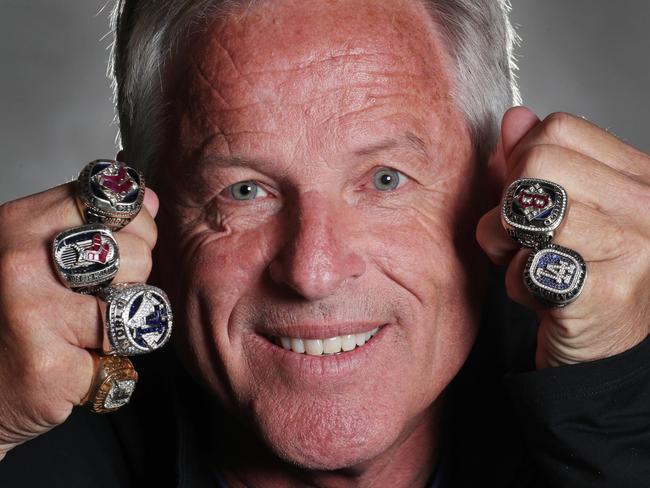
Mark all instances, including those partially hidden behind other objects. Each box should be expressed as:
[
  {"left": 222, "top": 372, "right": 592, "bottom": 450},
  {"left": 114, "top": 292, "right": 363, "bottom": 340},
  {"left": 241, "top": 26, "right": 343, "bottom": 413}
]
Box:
[{"left": 477, "top": 107, "right": 650, "bottom": 368}]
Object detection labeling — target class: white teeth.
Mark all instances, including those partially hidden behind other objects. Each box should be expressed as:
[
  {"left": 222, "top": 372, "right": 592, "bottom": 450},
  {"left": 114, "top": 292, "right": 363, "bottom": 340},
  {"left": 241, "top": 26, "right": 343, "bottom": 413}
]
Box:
[
  {"left": 291, "top": 338, "right": 305, "bottom": 353},
  {"left": 275, "top": 328, "right": 381, "bottom": 356},
  {"left": 304, "top": 339, "right": 324, "bottom": 356},
  {"left": 323, "top": 336, "right": 342, "bottom": 354},
  {"left": 341, "top": 334, "right": 356, "bottom": 352}
]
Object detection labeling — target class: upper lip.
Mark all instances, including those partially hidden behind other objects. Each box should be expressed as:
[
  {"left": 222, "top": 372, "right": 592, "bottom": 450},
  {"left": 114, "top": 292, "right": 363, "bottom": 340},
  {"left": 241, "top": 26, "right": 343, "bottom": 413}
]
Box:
[{"left": 255, "top": 322, "right": 386, "bottom": 340}]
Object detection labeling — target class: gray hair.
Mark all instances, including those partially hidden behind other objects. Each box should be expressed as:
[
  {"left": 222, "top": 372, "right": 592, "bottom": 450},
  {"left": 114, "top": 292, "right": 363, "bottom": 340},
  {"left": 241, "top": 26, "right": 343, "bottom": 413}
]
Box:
[{"left": 110, "top": 0, "right": 520, "bottom": 180}]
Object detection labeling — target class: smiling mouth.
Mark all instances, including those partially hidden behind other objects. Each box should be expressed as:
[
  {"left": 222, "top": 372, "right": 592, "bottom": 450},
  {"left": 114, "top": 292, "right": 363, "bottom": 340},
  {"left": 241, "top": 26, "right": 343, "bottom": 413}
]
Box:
[{"left": 265, "top": 327, "right": 381, "bottom": 357}]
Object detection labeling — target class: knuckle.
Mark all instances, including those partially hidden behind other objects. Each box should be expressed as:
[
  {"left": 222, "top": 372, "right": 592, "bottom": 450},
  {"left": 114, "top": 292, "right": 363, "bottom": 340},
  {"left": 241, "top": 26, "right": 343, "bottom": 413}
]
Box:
[{"left": 541, "top": 112, "right": 576, "bottom": 142}]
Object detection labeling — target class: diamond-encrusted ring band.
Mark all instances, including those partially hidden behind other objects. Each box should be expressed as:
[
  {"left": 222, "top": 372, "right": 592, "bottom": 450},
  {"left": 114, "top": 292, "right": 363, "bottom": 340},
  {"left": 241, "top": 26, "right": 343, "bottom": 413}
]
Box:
[
  {"left": 100, "top": 283, "right": 173, "bottom": 356},
  {"left": 524, "top": 243, "right": 587, "bottom": 308},
  {"left": 501, "top": 178, "right": 568, "bottom": 248},
  {"left": 76, "top": 159, "right": 145, "bottom": 231},
  {"left": 52, "top": 224, "right": 119, "bottom": 294},
  {"left": 81, "top": 352, "right": 138, "bottom": 414}
]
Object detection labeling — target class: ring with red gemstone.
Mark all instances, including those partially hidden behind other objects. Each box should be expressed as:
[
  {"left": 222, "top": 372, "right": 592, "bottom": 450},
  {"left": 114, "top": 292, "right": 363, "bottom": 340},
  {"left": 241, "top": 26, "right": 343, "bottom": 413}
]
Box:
[
  {"left": 52, "top": 224, "right": 120, "bottom": 294},
  {"left": 76, "top": 159, "right": 145, "bottom": 231},
  {"left": 501, "top": 178, "right": 568, "bottom": 248}
]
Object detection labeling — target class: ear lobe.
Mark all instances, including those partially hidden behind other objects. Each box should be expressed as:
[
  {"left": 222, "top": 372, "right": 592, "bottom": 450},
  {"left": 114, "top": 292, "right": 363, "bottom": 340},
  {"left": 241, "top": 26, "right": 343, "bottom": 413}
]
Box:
[{"left": 116, "top": 150, "right": 125, "bottom": 162}]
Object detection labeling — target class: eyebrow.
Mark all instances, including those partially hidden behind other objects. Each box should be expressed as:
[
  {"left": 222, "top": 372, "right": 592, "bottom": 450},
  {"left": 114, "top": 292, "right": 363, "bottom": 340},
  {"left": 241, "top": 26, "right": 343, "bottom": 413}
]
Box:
[{"left": 352, "top": 131, "right": 431, "bottom": 161}]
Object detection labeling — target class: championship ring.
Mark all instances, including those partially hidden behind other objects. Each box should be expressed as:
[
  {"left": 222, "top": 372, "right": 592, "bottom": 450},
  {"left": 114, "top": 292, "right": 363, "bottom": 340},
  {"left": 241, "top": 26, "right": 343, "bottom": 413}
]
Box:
[
  {"left": 501, "top": 178, "right": 567, "bottom": 248},
  {"left": 82, "top": 353, "right": 138, "bottom": 414},
  {"left": 101, "top": 283, "right": 173, "bottom": 356},
  {"left": 524, "top": 243, "right": 587, "bottom": 307},
  {"left": 76, "top": 159, "right": 145, "bottom": 231},
  {"left": 52, "top": 224, "right": 119, "bottom": 294}
]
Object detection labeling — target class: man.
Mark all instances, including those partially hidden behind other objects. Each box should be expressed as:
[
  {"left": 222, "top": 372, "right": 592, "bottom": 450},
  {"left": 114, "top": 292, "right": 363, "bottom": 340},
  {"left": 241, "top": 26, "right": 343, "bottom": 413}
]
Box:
[{"left": 1, "top": 0, "right": 649, "bottom": 486}]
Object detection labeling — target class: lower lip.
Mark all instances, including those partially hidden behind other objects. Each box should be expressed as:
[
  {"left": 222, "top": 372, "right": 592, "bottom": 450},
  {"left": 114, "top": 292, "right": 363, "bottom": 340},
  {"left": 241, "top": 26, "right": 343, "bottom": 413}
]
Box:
[{"left": 242, "top": 325, "right": 389, "bottom": 379}]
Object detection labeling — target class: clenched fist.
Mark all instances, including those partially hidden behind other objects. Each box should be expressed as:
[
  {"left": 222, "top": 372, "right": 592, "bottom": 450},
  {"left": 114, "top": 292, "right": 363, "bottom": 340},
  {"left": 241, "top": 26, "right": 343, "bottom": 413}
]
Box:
[
  {"left": 0, "top": 182, "right": 158, "bottom": 459},
  {"left": 478, "top": 107, "right": 650, "bottom": 368}
]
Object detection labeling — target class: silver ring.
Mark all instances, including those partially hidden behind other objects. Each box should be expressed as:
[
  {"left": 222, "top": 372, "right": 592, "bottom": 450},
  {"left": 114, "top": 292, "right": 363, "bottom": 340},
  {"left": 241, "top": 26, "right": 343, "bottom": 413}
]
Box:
[
  {"left": 501, "top": 178, "right": 567, "bottom": 248},
  {"left": 52, "top": 224, "right": 120, "bottom": 294},
  {"left": 524, "top": 243, "right": 587, "bottom": 307},
  {"left": 100, "top": 283, "right": 173, "bottom": 356},
  {"left": 76, "top": 159, "right": 145, "bottom": 231}
]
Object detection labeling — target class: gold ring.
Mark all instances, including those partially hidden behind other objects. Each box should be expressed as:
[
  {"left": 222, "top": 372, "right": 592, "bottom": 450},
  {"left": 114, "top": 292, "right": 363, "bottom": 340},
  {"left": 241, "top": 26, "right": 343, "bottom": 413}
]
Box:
[{"left": 81, "top": 352, "right": 138, "bottom": 414}]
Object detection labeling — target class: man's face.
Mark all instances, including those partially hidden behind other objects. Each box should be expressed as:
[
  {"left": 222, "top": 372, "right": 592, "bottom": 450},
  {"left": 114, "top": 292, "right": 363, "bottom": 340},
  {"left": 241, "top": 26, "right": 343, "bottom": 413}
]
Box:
[{"left": 159, "top": 0, "right": 482, "bottom": 470}]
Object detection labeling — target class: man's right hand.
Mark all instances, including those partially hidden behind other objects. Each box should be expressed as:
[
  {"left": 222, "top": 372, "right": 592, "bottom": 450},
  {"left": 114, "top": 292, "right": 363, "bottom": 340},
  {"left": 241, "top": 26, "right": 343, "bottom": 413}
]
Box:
[{"left": 0, "top": 182, "right": 158, "bottom": 459}]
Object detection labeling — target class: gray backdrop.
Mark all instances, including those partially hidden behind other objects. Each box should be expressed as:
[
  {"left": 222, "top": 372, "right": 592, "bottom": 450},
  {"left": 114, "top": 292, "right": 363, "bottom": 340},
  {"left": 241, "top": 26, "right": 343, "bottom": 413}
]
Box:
[{"left": 1, "top": 1, "right": 648, "bottom": 203}]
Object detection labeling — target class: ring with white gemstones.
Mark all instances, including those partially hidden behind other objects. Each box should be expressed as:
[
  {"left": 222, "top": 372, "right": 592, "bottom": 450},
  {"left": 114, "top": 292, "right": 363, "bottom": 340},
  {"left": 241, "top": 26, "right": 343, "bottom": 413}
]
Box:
[
  {"left": 524, "top": 243, "right": 587, "bottom": 308},
  {"left": 52, "top": 224, "right": 119, "bottom": 294},
  {"left": 100, "top": 283, "right": 173, "bottom": 356},
  {"left": 81, "top": 352, "right": 138, "bottom": 414},
  {"left": 501, "top": 178, "right": 568, "bottom": 249},
  {"left": 76, "top": 159, "right": 145, "bottom": 231}
]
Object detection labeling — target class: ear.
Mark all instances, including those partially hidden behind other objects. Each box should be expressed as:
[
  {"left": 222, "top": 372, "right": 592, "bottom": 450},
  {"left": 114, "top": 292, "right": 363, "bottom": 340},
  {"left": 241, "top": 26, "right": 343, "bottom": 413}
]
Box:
[{"left": 116, "top": 150, "right": 125, "bottom": 162}]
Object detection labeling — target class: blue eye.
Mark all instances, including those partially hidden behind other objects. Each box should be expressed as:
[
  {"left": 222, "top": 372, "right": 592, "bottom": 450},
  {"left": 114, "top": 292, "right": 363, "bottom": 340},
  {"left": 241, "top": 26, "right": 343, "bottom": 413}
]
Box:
[
  {"left": 226, "top": 181, "right": 268, "bottom": 201},
  {"left": 373, "top": 168, "right": 405, "bottom": 191}
]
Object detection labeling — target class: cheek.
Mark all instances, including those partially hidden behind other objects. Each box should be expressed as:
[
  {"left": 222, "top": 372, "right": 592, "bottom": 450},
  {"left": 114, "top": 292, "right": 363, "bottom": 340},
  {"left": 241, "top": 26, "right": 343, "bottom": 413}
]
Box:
[{"left": 363, "top": 198, "right": 479, "bottom": 359}]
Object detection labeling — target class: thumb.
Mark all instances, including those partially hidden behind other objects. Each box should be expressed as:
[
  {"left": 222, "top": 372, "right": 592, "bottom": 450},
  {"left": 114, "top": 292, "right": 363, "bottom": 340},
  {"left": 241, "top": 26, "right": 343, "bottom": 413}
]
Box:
[{"left": 501, "top": 106, "right": 541, "bottom": 163}]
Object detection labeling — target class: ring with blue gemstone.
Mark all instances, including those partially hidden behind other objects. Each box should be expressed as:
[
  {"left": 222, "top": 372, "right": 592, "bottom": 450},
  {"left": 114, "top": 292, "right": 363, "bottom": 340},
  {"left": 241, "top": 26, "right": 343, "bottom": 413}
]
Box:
[
  {"left": 524, "top": 243, "right": 587, "bottom": 307},
  {"left": 100, "top": 283, "right": 173, "bottom": 356},
  {"left": 76, "top": 159, "right": 145, "bottom": 231},
  {"left": 502, "top": 178, "right": 568, "bottom": 248}
]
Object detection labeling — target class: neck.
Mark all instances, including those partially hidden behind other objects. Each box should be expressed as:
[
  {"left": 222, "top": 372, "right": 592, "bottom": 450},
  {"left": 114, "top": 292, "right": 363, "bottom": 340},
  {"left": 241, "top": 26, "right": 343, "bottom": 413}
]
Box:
[{"left": 211, "top": 397, "right": 445, "bottom": 488}]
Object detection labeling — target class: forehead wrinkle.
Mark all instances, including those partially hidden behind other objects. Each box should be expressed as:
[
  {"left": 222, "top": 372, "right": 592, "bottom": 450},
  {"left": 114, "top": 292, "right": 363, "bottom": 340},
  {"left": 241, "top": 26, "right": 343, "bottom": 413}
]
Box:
[{"left": 353, "top": 131, "right": 432, "bottom": 166}]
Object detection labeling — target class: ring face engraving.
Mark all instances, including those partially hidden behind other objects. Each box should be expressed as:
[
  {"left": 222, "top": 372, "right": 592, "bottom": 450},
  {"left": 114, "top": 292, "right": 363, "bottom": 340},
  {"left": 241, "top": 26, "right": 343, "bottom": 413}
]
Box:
[
  {"left": 502, "top": 179, "right": 567, "bottom": 248},
  {"left": 104, "top": 284, "right": 173, "bottom": 356},
  {"left": 524, "top": 244, "right": 587, "bottom": 307},
  {"left": 91, "top": 162, "right": 140, "bottom": 207},
  {"left": 77, "top": 159, "right": 145, "bottom": 230},
  {"left": 52, "top": 224, "right": 119, "bottom": 293}
]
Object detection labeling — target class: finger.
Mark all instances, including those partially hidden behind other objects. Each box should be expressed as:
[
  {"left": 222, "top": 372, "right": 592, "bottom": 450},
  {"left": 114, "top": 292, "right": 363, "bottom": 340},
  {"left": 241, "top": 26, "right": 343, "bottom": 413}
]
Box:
[
  {"left": 21, "top": 287, "right": 106, "bottom": 350},
  {"left": 142, "top": 188, "right": 159, "bottom": 220},
  {"left": 479, "top": 200, "right": 626, "bottom": 266},
  {"left": 501, "top": 106, "right": 541, "bottom": 160},
  {"left": 505, "top": 248, "right": 631, "bottom": 325},
  {"left": 118, "top": 188, "right": 158, "bottom": 250},
  {"left": 113, "top": 232, "right": 153, "bottom": 283},
  {"left": 507, "top": 111, "right": 650, "bottom": 183},
  {"left": 2, "top": 183, "right": 84, "bottom": 246},
  {"left": 476, "top": 207, "right": 519, "bottom": 265},
  {"left": 551, "top": 202, "right": 629, "bottom": 263},
  {"left": 507, "top": 143, "right": 647, "bottom": 220},
  {"left": 503, "top": 248, "right": 540, "bottom": 310}
]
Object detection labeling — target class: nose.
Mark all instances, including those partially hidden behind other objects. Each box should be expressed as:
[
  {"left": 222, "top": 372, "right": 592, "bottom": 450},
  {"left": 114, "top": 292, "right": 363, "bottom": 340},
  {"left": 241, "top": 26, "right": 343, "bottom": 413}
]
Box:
[{"left": 268, "top": 191, "right": 366, "bottom": 300}]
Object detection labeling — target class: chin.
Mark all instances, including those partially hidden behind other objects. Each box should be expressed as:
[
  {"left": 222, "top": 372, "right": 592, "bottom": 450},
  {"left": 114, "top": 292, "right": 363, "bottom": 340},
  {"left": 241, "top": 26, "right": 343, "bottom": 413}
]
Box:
[{"left": 252, "top": 395, "right": 413, "bottom": 471}]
